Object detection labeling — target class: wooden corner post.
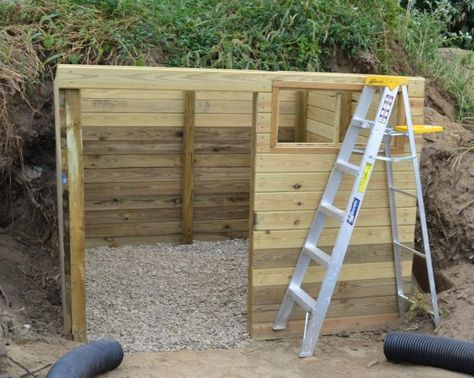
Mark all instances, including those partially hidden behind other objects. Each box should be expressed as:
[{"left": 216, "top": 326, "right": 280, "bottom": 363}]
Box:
[
  {"left": 65, "top": 89, "right": 86, "bottom": 341},
  {"left": 182, "top": 91, "right": 195, "bottom": 243}
]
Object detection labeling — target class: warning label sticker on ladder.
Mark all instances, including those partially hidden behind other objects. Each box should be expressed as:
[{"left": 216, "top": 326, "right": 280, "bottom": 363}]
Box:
[
  {"left": 346, "top": 197, "right": 361, "bottom": 225},
  {"left": 358, "top": 162, "right": 373, "bottom": 193}
]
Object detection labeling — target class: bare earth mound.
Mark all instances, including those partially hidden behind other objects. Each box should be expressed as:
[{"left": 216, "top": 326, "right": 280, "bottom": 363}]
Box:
[{"left": 86, "top": 240, "right": 250, "bottom": 352}]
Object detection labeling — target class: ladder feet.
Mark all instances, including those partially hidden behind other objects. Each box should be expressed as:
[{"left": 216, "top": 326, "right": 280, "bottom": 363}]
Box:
[
  {"left": 272, "top": 324, "right": 287, "bottom": 331},
  {"left": 298, "top": 351, "right": 314, "bottom": 358}
]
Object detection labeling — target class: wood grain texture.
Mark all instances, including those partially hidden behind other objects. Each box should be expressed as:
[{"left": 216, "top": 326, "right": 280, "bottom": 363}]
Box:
[
  {"left": 65, "top": 89, "right": 86, "bottom": 342},
  {"left": 54, "top": 66, "right": 426, "bottom": 341},
  {"left": 55, "top": 88, "right": 72, "bottom": 338},
  {"left": 183, "top": 91, "right": 195, "bottom": 243},
  {"left": 56, "top": 65, "right": 425, "bottom": 97}
]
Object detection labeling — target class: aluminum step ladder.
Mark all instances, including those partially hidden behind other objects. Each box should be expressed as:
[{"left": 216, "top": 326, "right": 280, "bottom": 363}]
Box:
[{"left": 272, "top": 75, "right": 441, "bottom": 358}]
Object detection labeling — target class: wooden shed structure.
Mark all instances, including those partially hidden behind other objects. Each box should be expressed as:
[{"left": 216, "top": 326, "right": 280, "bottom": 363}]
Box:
[{"left": 54, "top": 65, "right": 424, "bottom": 342}]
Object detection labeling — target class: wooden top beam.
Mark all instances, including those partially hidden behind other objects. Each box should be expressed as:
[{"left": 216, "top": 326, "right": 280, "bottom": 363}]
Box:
[{"left": 55, "top": 65, "right": 425, "bottom": 95}]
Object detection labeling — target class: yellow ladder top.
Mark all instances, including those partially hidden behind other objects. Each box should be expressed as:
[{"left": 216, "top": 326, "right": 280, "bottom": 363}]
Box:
[
  {"left": 365, "top": 75, "right": 409, "bottom": 90},
  {"left": 395, "top": 125, "right": 444, "bottom": 134}
]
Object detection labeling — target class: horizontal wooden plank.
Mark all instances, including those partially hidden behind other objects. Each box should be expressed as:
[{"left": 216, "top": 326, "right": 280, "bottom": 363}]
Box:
[
  {"left": 84, "top": 167, "right": 250, "bottom": 183},
  {"left": 83, "top": 154, "right": 182, "bottom": 169},
  {"left": 81, "top": 99, "right": 184, "bottom": 113},
  {"left": 86, "top": 234, "right": 183, "bottom": 248},
  {"left": 194, "top": 154, "right": 251, "bottom": 167},
  {"left": 195, "top": 167, "right": 250, "bottom": 180},
  {"left": 85, "top": 192, "right": 249, "bottom": 211},
  {"left": 196, "top": 100, "right": 252, "bottom": 114},
  {"left": 83, "top": 140, "right": 182, "bottom": 155},
  {"left": 84, "top": 167, "right": 181, "bottom": 183},
  {"left": 253, "top": 278, "right": 411, "bottom": 306},
  {"left": 81, "top": 113, "right": 184, "bottom": 127},
  {"left": 306, "top": 105, "right": 336, "bottom": 126},
  {"left": 195, "top": 114, "right": 251, "bottom": 127},
  {"left": 86, "top": 220, "right": 182, "bottom": 237},
  {"left": 83, "top": 154, "right": 250, "bottom": 169},
  {"left": 306, "top": 119, "right": 335, "bottom": 141},
  {"left": 86, "top": 232, "right": 247, "bottom": 248},
  {"left": 252, "top": 294, "right": 400, "bottom": 323},
  {"left": 307, "top": 91, "right": 337, "bottom": 111},
  {"left": 253, "top": 190, "right": 416, "bottom": 211},
  {"left": 85, "top": 194, "right": 182, "bottom": 211},
  {"left": 82, "top": 126, "right": 183, "bottom": 141},
  {"left": 86, "top": 219, "right": 248, "bottom": 238},
  {"left": 193, "top": 219, "right": 248, "bottom": 233},
  {"left": 252, "top": 225, "right": 415, "bottom": 249},
  {"left": 86, "top": 208, "right": 181, "bottom": 225},
  {"left": 252, "top": 243, "right": 413, "bottom": 269},
  {"left": 254, "top": 171, "right": 415, "bottom": 192},
  {"left": 194, "top": 179, "right": 250, "bottom": 194},
  {"left": 85, "top": 181, "right": 181, "bottom": 198},
  {"left": 57, "top": 65, "right": 424, "bottom": 97},
  {"left": 251, "top": 313, "right": 400, "bottom": 340},
  {"left": 80, "top": 89, "right": 184, "bottom": 100},
  {"left": 86, "top": 206, "right": 249, "bottom": 224},
  {"left": 254, "top": 207, "right": 416, "bottom": 230},
  {"left": 195, "top": 127, "right": 252, "bottom": 141},
  {"left": 252, "top": 260, "right": 412, "bottom": 287},
  {"left": 195, "top": 92, "right": 252, "bottom": 101}
]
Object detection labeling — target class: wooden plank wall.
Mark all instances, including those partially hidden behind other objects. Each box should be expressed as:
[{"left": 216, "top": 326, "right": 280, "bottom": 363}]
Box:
[
  {"left": 250, "top": 83, "right": 425, "bottom": 339},
  {"left": 55, "top": 65, "right": 425, "bottom": 341},
  {"left": 76, "top": 89, "right": 258, "bottom": 247},
  {"left": 306, "top": 90, "right": 339, "bottom": 143},
  {"left": 80, "top": 89, "right": 185, "bottom": 247},
  {"left": 193, "top": 91, "right": 253, "bottom": 240}
]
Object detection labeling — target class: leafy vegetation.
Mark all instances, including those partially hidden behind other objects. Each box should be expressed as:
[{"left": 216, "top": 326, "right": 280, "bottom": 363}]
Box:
[{"left": 0, "top": 0, "right": 473, "bottom": 120}]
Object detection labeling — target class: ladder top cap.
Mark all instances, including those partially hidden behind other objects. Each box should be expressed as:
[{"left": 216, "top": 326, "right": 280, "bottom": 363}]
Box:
[
  {"left": 395, "top": 125, "right": 444, "bottom": 134},
  {"left": 365, "top": 76, "right": 409, "bottom": 90}
]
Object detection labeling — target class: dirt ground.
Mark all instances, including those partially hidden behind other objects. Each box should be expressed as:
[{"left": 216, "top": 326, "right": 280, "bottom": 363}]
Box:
[
  {"left": 2, "top": 332, "right": 470, "bottom": 378},
  {"left": 2, "top": 261, "right": 473, "bottom": 377}
]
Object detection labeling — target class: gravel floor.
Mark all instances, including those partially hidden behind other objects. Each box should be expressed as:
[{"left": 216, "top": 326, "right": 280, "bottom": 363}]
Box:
[{"left": 86, "top": 239, "right": 250, "bottom": 352}]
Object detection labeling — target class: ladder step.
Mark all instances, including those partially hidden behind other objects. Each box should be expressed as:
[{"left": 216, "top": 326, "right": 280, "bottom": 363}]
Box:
[
  {"left": 351, "top": 117, "right": 375, "bottom": 129},
  {"left": 372, "top": 155, "right": 415, "bottom": 162},
  {"left": 289, "top": 286, "right": 316, "bottom": 313},
  {"left": 304, "top": 244, "right": 331, "bottom": 268},
  {"left": 352, "top": 148, "right": 366, "bottom": 154},
  {"left": 319, "top": 201, "right": 345, "bottom": 221},
  {"left": 335, "top": 160, "right": 359, "bottom": 176},
  {"left": 394, "top": 241, "right": 426, "bottom": 258}
]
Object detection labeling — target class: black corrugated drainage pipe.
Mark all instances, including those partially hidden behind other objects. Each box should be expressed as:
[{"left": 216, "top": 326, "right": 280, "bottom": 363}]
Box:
[
  {"left": 47, "top": 339, "right": 124, "bottom": 378},
  {"left": 384, "top": 332, "right": 474, "bottom": 375}
]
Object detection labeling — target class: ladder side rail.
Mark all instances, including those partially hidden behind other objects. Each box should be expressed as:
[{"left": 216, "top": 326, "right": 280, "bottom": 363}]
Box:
[
  {"left": 384, "top": 133, "right": 406, "bottom": 316},
  {"left": 401, "top": 85, "right": 440, "bottom": 326},
  {"left": 319, "top": 86, "right": 376, "bottom": 206},
  {"left": 299, "top": 85, "right": 401, "bottom": 357},
  {"left": 302, "top": 87, "right": 376, "bottom": 247}
]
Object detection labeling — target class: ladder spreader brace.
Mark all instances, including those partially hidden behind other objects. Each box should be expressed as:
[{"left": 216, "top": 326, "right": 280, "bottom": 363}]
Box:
[{"left": 272, "top": 75, "right": 442, "bottom": 358}]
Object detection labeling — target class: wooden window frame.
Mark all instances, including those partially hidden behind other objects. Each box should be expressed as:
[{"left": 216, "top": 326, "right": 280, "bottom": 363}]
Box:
[{"left": 270, "top": 80, "right": 405, "bottom": 154}]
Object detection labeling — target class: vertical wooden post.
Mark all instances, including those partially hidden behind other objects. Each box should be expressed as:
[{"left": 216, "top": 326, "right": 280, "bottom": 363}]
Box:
[
  {"left": 247, "top": 92, "right": 259, "bottom": 334},
  {"left": 397, "top": 94, "right": 407, "bottom": 152},
  {"left": 338, "top": 92, "right": 353, "bottom": 143},
  {"left": 295, "top": 91, "right": 308, "bottom": 143},
  {"left": 182, "top": 91, "right": 195, "bottom": 244},
  {"left": 270, "top": 86, "right": 280, "bottom": 147},
  {"left": 66, "top": 89, "right": 86, "bottom": 342},
  {"left": 55, "top": 86, "right": 72, "bottom": 339}
]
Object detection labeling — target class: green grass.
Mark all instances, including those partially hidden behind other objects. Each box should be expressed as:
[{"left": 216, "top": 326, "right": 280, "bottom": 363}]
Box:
[
  {"left": 0, "top": 0, "right": 473, "bottom": 120},
  {"left": 397, "top": 0, "right": 474, "bottom": 121}
]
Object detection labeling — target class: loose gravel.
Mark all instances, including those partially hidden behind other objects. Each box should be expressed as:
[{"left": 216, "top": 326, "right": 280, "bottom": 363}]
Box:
[{"left": 85, "top": 239, "right": 250, "bottom": 352}]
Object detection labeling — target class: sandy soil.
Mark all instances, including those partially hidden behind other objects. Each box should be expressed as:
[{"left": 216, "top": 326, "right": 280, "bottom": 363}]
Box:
[{"left": 2, "top": 333, "right": 470, "bottom": 378}]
